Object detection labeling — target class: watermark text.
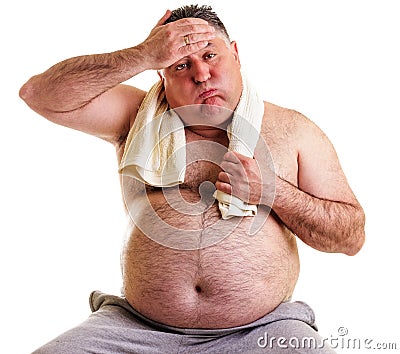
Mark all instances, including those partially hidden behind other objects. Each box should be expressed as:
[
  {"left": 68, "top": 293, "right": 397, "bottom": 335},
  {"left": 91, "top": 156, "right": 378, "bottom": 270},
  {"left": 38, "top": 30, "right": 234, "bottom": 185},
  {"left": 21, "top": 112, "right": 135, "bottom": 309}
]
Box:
[{"left": 257, "top": 327, "right": 398, "bottom": 351}]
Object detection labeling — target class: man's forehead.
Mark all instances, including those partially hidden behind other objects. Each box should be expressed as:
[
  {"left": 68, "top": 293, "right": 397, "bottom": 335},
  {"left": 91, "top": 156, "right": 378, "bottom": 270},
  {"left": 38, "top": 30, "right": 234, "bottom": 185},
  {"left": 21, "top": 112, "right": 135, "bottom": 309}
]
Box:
[{"left": 174, "top": 39, "right": 227, "bottom": 63}]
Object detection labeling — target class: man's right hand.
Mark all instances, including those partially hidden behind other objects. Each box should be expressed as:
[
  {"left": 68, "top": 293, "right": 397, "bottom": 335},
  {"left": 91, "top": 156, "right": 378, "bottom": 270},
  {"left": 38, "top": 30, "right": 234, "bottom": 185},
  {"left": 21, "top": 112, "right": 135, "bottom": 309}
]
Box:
[
  {"left": 139, "top": 10, "right": 216, "bottom": 70},
  {"left": 19, "top": 10, "right": 216, "bottom": 147}
]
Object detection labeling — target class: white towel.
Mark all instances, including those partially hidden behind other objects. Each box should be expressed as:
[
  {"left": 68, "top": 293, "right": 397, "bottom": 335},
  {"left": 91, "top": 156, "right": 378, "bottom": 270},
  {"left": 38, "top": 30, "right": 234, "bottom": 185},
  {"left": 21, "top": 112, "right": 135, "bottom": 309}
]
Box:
[{"left": 118, "top": 74, "right": 264, "bottom": 219}]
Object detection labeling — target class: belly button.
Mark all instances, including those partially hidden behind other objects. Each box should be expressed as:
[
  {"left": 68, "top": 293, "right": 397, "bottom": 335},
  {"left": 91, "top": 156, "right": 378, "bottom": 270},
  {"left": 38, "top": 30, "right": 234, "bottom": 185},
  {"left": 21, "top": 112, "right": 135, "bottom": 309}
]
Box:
[{"left": 195, "top": 285, "right": 202, "bottom": 293}]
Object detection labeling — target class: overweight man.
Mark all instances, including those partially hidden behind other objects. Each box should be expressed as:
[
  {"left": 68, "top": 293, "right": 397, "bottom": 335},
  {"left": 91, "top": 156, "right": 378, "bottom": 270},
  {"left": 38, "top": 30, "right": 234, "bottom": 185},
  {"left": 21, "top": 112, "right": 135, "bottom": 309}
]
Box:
[{"left": 20, "top": 4, "right": 365, "bottom": 353}]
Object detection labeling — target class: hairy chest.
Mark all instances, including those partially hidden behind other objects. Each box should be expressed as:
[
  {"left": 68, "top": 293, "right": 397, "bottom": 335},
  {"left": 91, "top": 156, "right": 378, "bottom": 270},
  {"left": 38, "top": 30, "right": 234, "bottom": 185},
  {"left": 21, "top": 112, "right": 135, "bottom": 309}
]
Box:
[
  {"left": 119, "top": 112, "right": 300, "bottom": 204},
  {"left": 180, "top": 129, "right": 227, "bottom": 192},
  {"left": 183, "top": 127, "right": 298, "bottom": 189}
]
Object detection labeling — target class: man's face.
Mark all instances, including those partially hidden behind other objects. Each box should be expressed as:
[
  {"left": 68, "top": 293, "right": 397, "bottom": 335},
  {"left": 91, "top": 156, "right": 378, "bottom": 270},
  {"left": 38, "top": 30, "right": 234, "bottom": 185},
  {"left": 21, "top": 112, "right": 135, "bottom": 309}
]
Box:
[{"left": 160, "top": 36, "right": 242, "bottom": 123}]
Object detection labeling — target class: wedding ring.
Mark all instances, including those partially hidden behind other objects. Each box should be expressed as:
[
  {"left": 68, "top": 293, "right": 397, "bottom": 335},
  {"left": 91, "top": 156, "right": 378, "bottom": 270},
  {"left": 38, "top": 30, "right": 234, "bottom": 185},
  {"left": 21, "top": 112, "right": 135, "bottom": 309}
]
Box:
[{"left": 183, "top": 35, "right": 190, "bottom": 45}]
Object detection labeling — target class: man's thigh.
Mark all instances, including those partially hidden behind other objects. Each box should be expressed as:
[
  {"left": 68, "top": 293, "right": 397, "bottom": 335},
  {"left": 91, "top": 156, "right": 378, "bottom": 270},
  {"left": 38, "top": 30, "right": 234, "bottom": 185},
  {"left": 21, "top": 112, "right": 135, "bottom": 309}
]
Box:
[{"left": 32, "top": 295, "right": 336, "bottom": 354}]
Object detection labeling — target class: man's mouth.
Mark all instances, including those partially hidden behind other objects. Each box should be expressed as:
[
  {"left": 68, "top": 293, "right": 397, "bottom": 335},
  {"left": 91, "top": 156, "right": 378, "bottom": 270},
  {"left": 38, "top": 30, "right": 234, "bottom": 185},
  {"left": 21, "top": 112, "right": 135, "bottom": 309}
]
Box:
[{"left": 199, "top": 89, "right": 217, "bottom": 99}]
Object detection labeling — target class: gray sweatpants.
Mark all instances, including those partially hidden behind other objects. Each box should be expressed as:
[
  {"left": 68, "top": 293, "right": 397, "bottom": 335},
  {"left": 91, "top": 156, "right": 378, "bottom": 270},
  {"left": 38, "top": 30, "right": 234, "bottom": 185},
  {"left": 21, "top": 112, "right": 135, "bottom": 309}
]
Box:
[{"left": 32, "top": 291, "right": 336, "bottom": 353}]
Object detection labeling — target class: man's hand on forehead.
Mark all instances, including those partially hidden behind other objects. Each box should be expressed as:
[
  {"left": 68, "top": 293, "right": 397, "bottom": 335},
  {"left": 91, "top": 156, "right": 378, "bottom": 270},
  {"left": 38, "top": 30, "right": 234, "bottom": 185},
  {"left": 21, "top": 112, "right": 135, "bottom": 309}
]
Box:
[{"left": 141, "top": 10, "right": 216, "bottom": 71}]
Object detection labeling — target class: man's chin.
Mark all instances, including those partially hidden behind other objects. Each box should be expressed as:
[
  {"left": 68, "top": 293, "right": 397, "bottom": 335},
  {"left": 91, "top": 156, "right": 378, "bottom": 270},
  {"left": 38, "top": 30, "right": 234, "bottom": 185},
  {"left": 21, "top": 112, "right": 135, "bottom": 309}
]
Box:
[
  {"left": 173, "top": 103, "right": 233, "bottom": 129},
  {"left": 202, "top": 95, "right": 224, "bottom": 107},
  {"left": 200, "top": 102, "right": 226, "bottom": 115}
]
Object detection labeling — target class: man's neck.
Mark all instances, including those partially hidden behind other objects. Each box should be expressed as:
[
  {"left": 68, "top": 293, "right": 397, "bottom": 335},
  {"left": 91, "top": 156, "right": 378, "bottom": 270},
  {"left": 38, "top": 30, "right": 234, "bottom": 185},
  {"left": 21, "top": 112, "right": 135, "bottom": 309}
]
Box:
[{"left": 185, "top": 125, "right": 229, "bottom": 142}]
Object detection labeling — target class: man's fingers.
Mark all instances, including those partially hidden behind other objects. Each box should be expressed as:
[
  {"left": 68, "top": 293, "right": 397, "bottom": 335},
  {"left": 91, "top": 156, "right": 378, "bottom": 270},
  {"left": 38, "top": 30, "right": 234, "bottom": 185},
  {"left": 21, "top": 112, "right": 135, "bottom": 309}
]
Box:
[
  {"left": 180, "top": 40, "right": 209, "bottom": 53},
  {"left": 176, "top": 18, "right": 212, "bottom": 27},
  {"left": 180, "top": 23, "right": 215, "bottom": 36},
  {"left": 224, "top": 151, "right": 244, "bottom": 164},
  {"left": 215, "top": 180, "right": 232, "bottom": 195},
  {"left": 178, "top": 23, "right": 215, "bottom": 50},
  {"left": 182, "top": 32, "right": 215, "bottom": 45},
  {"left": 220, "top": 160, "right": 239, "bottom": 175},
  {"left": 147, "top": 15, "right": 215, "bottom": 69},
  {"left": 218, "top": 171, "right": 231, "bottom": 183},
  {"left": 155, "top": 10, "right": 172, "bottom": 27}
]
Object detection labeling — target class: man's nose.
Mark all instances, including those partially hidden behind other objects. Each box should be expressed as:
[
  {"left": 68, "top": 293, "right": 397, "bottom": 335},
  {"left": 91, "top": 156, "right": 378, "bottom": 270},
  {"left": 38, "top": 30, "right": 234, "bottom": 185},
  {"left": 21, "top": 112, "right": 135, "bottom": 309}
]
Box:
[{"left": 192, "top": 61, "right": 211, "bottom": 84}]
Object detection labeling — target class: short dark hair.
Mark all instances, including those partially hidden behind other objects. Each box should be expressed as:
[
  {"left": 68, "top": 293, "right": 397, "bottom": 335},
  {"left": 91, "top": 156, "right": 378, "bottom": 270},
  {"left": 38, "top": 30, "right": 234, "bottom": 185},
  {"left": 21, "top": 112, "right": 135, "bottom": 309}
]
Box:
[{"left": 164, "top": 4, "right": 230, "bottom": 41}]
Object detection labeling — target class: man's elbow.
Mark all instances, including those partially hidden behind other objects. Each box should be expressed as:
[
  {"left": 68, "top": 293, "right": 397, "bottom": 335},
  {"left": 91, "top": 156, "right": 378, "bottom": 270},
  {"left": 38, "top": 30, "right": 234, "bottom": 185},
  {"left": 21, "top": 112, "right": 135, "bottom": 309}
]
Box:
[
  {"left": 19, "top": 77, "right": 37, "bottom": 107},
  {"left": 344, "top": 230, "right": 365, "bottom": 256},
  {"left": 344, "top": 207, "right": 366, "bottom": 256},
  {"left": 19, "top": 81, "right": 31, "bottom": 103},
  {"left": 19, "top": 76, "right": 53, "bottom": 117}
]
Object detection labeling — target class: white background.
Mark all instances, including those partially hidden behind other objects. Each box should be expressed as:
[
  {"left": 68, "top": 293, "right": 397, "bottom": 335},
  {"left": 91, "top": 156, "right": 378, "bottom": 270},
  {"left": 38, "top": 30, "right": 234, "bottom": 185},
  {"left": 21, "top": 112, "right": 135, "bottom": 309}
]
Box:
[{"left": 1, "top": 0, "right": 399, "bottom": 353}]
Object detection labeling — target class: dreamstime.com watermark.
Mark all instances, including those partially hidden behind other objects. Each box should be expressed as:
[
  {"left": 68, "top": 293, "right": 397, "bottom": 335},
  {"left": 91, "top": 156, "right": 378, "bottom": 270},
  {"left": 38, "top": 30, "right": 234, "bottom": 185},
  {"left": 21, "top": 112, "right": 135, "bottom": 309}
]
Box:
[{"left": 257, "top": 327, "right": 398, "bottom": 351}]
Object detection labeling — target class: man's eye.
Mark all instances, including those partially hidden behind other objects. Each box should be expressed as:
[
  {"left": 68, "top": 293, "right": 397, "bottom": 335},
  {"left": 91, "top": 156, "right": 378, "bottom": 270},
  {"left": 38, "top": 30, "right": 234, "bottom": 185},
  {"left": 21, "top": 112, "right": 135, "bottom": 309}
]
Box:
[
  {"left": 176, "top": 63, "right": 188, "bottom": 71},
  {"left": 205, "top": 53, "right": 216, "bottom": 60}
]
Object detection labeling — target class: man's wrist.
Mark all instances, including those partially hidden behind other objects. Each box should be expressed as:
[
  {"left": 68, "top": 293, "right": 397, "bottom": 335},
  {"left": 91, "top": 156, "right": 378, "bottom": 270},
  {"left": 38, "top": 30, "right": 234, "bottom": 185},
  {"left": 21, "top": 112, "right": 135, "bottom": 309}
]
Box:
[
  {"left": 112, "top": 45, "right": 150, "bottom": 78},
  {"left": 259, "top": 173, "right": 279, "bottom": 208}
]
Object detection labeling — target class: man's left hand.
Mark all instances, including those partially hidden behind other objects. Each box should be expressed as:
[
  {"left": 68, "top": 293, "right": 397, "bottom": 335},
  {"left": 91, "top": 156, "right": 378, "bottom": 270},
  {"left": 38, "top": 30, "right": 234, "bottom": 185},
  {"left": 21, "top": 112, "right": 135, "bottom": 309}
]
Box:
[{"left": 216, "top": 151, "right": 265, "bottom": 205}]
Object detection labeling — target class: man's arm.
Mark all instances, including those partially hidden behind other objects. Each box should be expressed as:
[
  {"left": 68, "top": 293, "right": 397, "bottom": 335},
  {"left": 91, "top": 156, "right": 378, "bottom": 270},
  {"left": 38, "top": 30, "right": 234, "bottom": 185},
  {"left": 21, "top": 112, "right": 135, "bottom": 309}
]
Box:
[
  {"left": 278, "top": 114, "right": 365, "bottom": 255},
  {"left": 272, "top": 175, "right": 365, "bottom": 256},
  {"left": 216, "top": 114, "right": 365, "bottom": 256},
  {"left": 19, "top": 50, "right": 147, "bottom": 145},
  {"left": 19, "top": 10, "right": 215, "bottom": 145}
]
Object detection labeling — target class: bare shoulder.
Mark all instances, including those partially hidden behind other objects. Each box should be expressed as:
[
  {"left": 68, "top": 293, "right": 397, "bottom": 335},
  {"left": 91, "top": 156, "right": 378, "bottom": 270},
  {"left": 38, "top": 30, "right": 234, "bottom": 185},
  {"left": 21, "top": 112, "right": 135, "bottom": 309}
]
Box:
[
  {"left": 262, "top": 101, "right": 358, "bottom": 203},
  {"left": 263, "top": 101, "right": 318, "bottom": 132},
  {"left": 262, "top": 101, "right": 327, "bottom": 146}
]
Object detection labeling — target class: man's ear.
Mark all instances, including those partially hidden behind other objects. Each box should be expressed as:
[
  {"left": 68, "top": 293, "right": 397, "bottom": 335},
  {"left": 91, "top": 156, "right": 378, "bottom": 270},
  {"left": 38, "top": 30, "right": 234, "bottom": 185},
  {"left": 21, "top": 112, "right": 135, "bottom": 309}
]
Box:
[{"left": 230, "top": 41, "right": 241, "bottom": 66}]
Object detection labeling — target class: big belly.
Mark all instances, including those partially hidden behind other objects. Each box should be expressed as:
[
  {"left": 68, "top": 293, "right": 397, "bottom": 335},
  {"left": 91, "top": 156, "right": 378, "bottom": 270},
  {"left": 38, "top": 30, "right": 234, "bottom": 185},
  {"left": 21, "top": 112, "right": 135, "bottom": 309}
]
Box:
[{"left": 122, "top": 189, "right": 300, "bottom": 328}]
